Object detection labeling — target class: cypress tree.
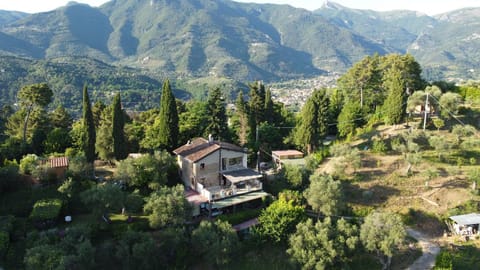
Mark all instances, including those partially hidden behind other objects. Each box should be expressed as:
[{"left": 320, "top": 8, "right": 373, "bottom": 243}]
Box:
[
  {"left": 248, "top": 81, "right": 266, "bottom": 145},
  {"left": 96, "top": 105, "right": 114, "bottom": 161},
  {"left": 82, "top": 85, "right": 96, "bottom": 163},
  {"left": 383, "top": 69, "right": 406, "bottom": 125},
  {"left": 235, "top": 92, "right": 249, "bottom": 146},
  {"left": 158, "top": 79, "right": 179, "bottom": 150},
  {"left": 205, "top": 87, "right": 229, "bottom": 141},
  {"left": 294, "top": 89, "right": 330, "bottom": 154},
  {"left": 112, "top": 93, "right": 128, "bottom": 160},
  {"left": 264, "top": 89, "right": 274, "bottom": 123}
]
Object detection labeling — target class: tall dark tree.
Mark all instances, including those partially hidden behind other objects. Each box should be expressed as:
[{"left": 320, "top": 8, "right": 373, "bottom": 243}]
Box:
[
  {"left": 264, "top": 89, "right": 274, "bottom": 123},
  {"left": 337, "top": 54, "right": 381, "bottom": 111},
  {"left": 205, "top": 88, "right": 229, "bottom": 141},
  {"left": 82, "top": 85, "right": 96, "bottom": 164},
  {"left": 233, "top": 92, "right": 249, "bottom": 146},
  {"left": 112, "top": 93, "right": 128, "bottom": 160},
  {"left": 294, "top": 89, "right": 330, "bottom": 154},
  {"left": 49, "top": 105, "right": 72, "bottom": 129},
  {"left": 382, "top": 68, "right": 406, "bottom": 125},
  {"left": 337, "top": 101, "right": 364, "bottom": 138},
  {"left": 96, "top": 106, "right": 114, "bottom": 162},
  {"left": 248, "top": 81, "right": 266, "bottom": 144},
  {"left": 178, "top": 100, "right": 209, "bottom": 145},
  {"left": 17, "top": 83, "right": 53, "bottom": 145},
  {"left": 158, "top": 79, "right": 179, "bottom": 150},
  {"left": 92, "top": 101, "right": 106, "bottom": 128}
]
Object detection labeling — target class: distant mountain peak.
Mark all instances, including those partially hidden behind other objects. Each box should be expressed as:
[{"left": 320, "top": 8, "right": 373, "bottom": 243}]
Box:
[{"left": 321, "top": 0, "right": 346, "bottom": 11}]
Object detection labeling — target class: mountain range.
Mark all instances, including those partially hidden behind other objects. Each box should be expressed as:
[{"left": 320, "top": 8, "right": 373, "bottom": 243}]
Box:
[{"left": 0, "top": 0, "right": 479, "bottom": 103}]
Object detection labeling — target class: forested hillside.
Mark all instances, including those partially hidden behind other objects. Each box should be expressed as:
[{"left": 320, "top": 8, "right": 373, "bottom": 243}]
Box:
[{"left": 0, "top": 0, "right": 480, "bottom": 85}]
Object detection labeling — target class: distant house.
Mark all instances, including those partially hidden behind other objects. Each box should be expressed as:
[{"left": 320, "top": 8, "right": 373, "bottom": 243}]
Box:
[
  {"left": 48, "top": 157, "right": 69, "bottom": 179},
  {"left": 174, "top": 136, "right": 268, "bottom": 216},
  {"left": 272, "top": 150, "right": 305, "bottom": 169},
  {"left": 449, "top": 213, "right": 480, "bottom": 235}
]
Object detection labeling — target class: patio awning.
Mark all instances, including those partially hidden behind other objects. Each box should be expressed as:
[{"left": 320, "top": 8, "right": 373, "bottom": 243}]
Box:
[
  {"left": 450, "top": 213, "right": 480, "bottom": 225},
  {"left": 211, "top": 191, "right": 269, "bottom": 209},
  {"left": 222, "top": 168, "right": 262, "bottom": 183}
]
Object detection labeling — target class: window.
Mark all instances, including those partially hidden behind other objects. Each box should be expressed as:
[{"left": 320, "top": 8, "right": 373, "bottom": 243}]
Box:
[
  {"left": 200, "top": 163, "right": 205, "bottom": 170},
  {"left": 228, "top": 157, "right": 243, "bottom": 166},
  {"left": 222, "top": 158, "right": 227, "bottom": 170}
]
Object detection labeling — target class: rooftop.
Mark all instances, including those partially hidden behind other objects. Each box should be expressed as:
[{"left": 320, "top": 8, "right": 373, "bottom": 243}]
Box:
[
  {"left": 49, "top": 157, "right": 69, "bottom": 168},
  {"left": 173, "top": 138, "right": 245, "bottom": 163},
  {"left": 450, "top": 213, "right": 480, "bottom": 225},
  {"left": 272, "top": 150, "right": 304, "bottom": 159}
]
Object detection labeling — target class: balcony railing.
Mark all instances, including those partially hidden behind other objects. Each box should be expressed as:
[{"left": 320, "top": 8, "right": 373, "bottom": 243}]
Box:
[{"left": 201, "top": 179, "right": 262, "bottom": 201}]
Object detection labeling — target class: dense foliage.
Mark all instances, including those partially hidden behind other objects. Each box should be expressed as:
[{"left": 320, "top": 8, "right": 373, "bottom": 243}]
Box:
[{"left": 29, "top": 199, "right": 62, "bottom": 221}]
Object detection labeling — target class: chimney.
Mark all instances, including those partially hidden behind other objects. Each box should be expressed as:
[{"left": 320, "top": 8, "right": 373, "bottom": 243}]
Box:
[{"left": 208, "top": 134, "right": 213, "bottom": 143}]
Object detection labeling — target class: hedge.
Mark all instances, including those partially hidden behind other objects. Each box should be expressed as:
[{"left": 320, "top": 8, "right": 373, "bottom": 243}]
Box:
[{"left": 29, "top": 199, "right": 62, "bottom": 221}]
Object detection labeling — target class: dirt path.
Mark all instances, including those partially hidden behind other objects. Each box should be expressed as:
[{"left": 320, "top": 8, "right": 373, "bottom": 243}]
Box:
[{"left": 406, "top": 228, "right": 441, "bottom": 270}]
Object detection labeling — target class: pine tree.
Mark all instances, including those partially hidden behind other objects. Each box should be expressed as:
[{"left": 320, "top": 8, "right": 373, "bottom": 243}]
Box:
[
  {"left": 112, "top": 93, "right": 128, "bottom": 160},
  {"left": 205, "top": 87, "right": 229, "bottom": 141},
  {"left": 158, "top": 79, "right": 179, "bottom": 151},
  {"left": 49, "top": 105, "right": 72, "bottom": 129},
  {"left": 82, "top": 85, "right": 96, "bottom": 163}
]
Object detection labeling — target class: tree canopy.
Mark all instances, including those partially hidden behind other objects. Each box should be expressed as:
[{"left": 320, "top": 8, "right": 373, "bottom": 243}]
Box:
[
  {"left": 288, "top": 218, "right": 358, "bottom": 270},
  {"left": 192, "top": 220, "right": 239, "bottom": 267},
  {"left": 360, "top": 211, "right": 406, "bottom": 270},
  {"left": 256, "top": 196, "right": 305, "bottom": 243},
  {"left": 304, "top": 173, "right": 344, "bottom": 219},
  {"left": 143, "top": 185, "right": 191, "bottom": 229}
]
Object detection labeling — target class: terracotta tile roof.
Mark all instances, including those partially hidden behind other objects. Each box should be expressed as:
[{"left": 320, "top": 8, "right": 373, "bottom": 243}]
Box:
[
  {"left": 173, "top": 138, "right": 244, "bottom": 163},
  {"left": 49, "top": 157, "right": 69, "bottom": 168}
]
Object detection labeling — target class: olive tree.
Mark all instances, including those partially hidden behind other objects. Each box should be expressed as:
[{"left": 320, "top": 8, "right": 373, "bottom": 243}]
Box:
[
  {"left": 288, "top": 218, "right": 358, "bottom": 269},
  {"left": 304, "top": 173, "right": 344, "bottom": 219},
  {"left": 360, "top": 212, "right": 406, "bottom": 270},
  {"left": 143, "top": 185, "right": 191, "bottom": 229},
  {"left": 192, "top": 220, "right": 239, "bottom": 267}
]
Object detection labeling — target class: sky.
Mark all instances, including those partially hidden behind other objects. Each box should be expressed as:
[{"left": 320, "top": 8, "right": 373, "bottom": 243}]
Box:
[{"left": 1, "top": 0, "right": 480, "bottom": 15}]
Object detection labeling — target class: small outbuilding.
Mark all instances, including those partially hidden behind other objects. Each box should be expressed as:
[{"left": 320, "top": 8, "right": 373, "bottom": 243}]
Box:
[
  {"left": 449, "top": 213, "right": 480, "bottom": 235},
  {"left": 272, "top": 150, "right": 305, "bottom": 169},
  {"left": 48, "top": 157, "right": 69, "bottom": 180}
]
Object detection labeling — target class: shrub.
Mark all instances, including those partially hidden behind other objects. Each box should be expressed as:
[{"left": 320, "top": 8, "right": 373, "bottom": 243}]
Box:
[
  {"left": 469, "top": 157, "right": 477, "bottom": 166},
  {"left": 372, "top": 140, "right": 387, "bottom": 154},
  {"left": 29, "top": 199, "right": 62, "bottom": 222},
  {"left": 448, "top": 200, "right": 480, "bottom": 217},
  {"left": 350, "top": 205, "right": 374, "bottom": 217},
  {"left": 434, "top": 250, "right": 453, "bottom": 270},
  {"left": 19, "top": 154, "right": 39, "bottom": 175},
  {"left": 217, "top": 208, "right": 262, "bottom": 225},
  {"left": 125, "top": 190, "right": 144, "bottom": 213},
  {"left": 0, "top": 162, "right": 20, "bottom": 194}
]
